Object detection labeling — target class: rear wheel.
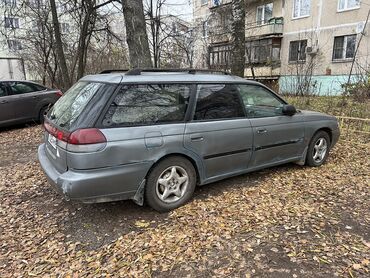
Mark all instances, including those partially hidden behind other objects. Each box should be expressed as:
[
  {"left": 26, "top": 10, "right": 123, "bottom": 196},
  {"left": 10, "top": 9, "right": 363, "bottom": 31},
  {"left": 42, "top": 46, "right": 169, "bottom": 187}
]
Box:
[
  {"left": 145, "top": 157, "right": 196, "bottom": 212},
  {"left": 306, "top": 131, "right": 330, "bottom": 167},
  {"left": 38, "top": 105, "right": 49, "bottom": 123}
]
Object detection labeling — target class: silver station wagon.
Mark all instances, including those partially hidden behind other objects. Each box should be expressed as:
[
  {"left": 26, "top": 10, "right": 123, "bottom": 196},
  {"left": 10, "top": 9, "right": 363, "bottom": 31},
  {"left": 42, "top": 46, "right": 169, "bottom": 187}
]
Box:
[{"left": 38, "top": 69, "right": 340, "bottom": 211}]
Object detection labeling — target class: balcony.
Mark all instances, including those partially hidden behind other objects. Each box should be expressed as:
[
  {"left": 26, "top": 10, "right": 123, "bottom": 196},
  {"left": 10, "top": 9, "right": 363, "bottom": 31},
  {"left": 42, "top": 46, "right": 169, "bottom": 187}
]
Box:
[{"left": 245, "top": 17, "right": 284, "bottom": 39}]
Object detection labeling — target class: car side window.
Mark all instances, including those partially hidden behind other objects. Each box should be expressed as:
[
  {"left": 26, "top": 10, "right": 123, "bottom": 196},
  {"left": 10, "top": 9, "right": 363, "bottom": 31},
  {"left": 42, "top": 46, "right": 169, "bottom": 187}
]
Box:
[
  {"left": 238, "top": 84, "right": 284, "bottom": 118},
  {"left": 102, "top": 84, "right": 190, "bottom": 127},
  {"left": 0, "top": 84, "right": 7, "bottom": 97},
  {"left": 9, "top": 82, "right": 37, "bottom": 95},
  {"left": 194, "top": 84, "right": 245, "bottom": 121}
]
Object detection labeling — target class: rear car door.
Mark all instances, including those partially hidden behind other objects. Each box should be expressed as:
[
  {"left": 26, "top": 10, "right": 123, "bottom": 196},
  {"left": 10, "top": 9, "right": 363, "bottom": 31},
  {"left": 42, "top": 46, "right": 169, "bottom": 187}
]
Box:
[
  {"left": 0, "top": 83, "right": 15, "bottom": 124},
  {"left": 184, "top": 83, "right": 253, "bottom": 180},
  {"left": 238, "top": 84, "right": 305, "bottom": 168},
  {"left": 7, "top": 81, "right": 42, "bottom": 121}
]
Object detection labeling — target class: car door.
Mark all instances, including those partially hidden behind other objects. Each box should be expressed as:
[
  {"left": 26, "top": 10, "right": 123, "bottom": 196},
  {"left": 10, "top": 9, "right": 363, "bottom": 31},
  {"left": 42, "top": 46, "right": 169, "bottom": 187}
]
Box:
[
  {"left": 237, "top": 84, "right": 305, "bottom": 168},
  {"left": 184, "top": 83, "right": 253, "bottom": 180},
  {"left": 0, "top": 83, "right": 16, "bottom": 124},
  {"left": 8, "top": 81, "right": 41, "bottom": 121}
]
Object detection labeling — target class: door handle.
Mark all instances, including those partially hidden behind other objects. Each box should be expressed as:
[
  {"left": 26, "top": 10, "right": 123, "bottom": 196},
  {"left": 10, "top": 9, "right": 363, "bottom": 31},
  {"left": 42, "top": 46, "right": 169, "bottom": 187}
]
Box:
[
  {"left": 257, "top": 129, "right": 267, "bottom": 134},
  {"left": 190, "top": 136, "right": 204, "bottom": 142}
]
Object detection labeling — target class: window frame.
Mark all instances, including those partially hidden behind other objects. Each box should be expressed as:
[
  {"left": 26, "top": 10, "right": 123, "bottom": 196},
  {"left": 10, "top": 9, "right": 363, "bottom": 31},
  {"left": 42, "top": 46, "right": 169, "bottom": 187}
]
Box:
[
  {"left": 332, "top": 34, "right": 357, "bottom": 61},
  {"left": 98, "top": 83, "right": 196, "bottom": 128},
  {"left": 4, "top": 17, "right": 19, "bottom": 29},
  {"left": 256, "top": 3, "right": 274, "bottom": 26},
  {"left": 292, "top": 0, "right": 311, "bottom": 19},
  {"left": 337, "top": 0, "right": 361, "bottom": 12},
  {"left": 289, "top": 40, "right": 307, "bottom": 63}
]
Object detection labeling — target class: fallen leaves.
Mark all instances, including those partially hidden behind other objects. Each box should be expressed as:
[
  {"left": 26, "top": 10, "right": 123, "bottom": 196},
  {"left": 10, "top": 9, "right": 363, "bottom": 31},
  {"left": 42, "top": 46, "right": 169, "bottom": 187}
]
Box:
[{"left": 0, "top": 126, "right": 369, "bottom": 277}]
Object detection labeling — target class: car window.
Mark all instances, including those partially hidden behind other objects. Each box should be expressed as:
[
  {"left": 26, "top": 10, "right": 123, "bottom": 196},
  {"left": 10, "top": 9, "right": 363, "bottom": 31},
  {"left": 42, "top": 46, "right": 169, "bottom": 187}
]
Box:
[
  {"left": 34, "top": 84, "right": 47, "bottom": 91},
  {"left": 102, "top": 84, "right": 190, "bottom": 127},
  {"left": 0, "top": 84, "right": 7, "bottom": 97},
  {"left": 49, "top": 81, "right": 106, "bottom": 130},
  {"left": 238, "top": 84, "right": 284, "bottom": 118},
  {"left": 9, "top": 82, "right": 37, "bottom": 95},
  {"left": 193, "top": 84, "right": 245, "bottom": 121}
]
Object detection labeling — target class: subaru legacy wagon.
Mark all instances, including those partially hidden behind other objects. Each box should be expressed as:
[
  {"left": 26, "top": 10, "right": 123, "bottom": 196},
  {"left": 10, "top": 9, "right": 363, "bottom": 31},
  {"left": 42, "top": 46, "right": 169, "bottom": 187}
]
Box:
[{"left": 38, "top": 69, "right": 340, "bottom": 212}]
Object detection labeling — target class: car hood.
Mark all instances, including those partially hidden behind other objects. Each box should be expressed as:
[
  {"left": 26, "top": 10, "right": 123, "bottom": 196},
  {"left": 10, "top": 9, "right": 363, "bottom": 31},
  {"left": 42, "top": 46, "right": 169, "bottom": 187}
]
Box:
[{"left": 298, "top": 110, "right": 338, "bottom": 122}]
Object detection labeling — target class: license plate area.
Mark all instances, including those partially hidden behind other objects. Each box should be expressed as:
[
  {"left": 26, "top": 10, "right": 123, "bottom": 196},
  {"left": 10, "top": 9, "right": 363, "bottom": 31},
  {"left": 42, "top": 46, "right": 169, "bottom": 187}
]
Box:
[{"left": 48, "top": 134, "right": 57, "bottom": 149}]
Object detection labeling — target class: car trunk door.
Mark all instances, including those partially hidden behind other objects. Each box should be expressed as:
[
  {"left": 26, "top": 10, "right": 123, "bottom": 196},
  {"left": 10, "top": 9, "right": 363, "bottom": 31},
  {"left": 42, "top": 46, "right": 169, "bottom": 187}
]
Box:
[{"left": 44, "top": 131, "right": 69, "bottom": 173}]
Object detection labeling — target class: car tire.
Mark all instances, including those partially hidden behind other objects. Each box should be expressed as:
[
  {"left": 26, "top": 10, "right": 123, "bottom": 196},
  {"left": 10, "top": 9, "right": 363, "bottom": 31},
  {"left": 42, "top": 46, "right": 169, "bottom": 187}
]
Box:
[
  {"left": 145, "top": 156, "right": 196, "bottom": 212},
  {"left": 306, "top": 131, "right": 331, "bottom": 167},
  {"left": 38, "top": 105, "right": 49, "bottom": 123}
]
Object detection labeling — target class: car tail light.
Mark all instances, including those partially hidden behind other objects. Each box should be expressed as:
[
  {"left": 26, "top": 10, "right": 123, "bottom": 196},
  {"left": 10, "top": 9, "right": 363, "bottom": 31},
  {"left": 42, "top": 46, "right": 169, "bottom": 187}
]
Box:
[
  {"left": 56, "top": 90, "right": 63, "bottom": 97},
  {"left": 44, "top": 121, "right": 106, "bottom": 153}
]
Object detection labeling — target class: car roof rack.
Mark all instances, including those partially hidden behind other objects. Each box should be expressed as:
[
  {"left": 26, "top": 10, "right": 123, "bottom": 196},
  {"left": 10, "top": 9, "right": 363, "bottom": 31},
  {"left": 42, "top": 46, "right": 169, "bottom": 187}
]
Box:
[
  {"left": 100, "top": 68, "right": 229, "bottom": 75},
  {"left": 126, "top": 68, "right": 230, "bottom": 76}
]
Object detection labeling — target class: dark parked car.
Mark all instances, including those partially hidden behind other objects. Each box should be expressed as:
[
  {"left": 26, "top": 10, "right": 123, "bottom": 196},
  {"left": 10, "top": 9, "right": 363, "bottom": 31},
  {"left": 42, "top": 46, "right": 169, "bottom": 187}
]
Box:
[
  {"left": 0, "top": 80, "right": 62, "bottom": 127},
  {"left": 38, "top": 69, "right": 340, "bottom": 212}
]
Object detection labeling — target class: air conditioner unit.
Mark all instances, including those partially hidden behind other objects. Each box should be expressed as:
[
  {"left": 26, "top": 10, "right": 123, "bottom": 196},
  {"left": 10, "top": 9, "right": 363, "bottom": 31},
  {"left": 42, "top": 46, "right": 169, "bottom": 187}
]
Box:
[{"left": 306, "top": 46, "right": 319, "bottom": 55}]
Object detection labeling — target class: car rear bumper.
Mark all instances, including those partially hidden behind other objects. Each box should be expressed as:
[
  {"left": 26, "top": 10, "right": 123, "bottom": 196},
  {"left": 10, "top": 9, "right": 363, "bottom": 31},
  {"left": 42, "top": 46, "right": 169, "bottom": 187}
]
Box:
[{"left": 37, "top": 144, "right": 151, "bottom": 203}]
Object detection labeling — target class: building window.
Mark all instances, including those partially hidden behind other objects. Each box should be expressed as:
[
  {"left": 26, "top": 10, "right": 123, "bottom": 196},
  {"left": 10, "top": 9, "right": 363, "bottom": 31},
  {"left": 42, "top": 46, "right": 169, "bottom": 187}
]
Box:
[
  {"left": 246, "top": 38, "right": 281, "bottom": 64},
  {"left": 200, "top": 0, "right": 208, "bottom": 6},
  {"left": 3, "top": 0, "right": 17, "bottom": 7},
  {"left": 28, "top": 0, "right": 44, "bottom": 8},
  {"left": 293, "top": 0, "right": 310, "bottom": 18},
  {"left": 60, "top": 23, "right": 70, "bottom": 33},
  {"left": 289, "top": 40, "right": 307, "bottom": 62},
  {"left": 4, "top": 17, "right": 19, "bottom": 29},
  {"left": 332, "top": 35, "right": 356, "bottom": 60},
  {"left": 256, "top": 3, "right": 273, "bottom": 25},
  {"left": 338, "top": 0, "right": 360, "bottom": 11},
  {"left": 202, "top": 21, "right": 208, "bottom": 37},
  {"left": 7, "top": 39, "right": 22, "bottom": 51}
]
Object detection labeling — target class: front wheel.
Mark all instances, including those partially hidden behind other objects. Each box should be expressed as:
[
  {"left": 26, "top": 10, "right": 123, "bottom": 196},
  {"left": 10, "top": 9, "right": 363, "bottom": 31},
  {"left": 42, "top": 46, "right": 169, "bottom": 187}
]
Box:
[
  {"left": 306, "top": 131, "right": 330, "bottom": 167},
  {"left": 145, "top": 157, "right": 196, "bottom": 212}
]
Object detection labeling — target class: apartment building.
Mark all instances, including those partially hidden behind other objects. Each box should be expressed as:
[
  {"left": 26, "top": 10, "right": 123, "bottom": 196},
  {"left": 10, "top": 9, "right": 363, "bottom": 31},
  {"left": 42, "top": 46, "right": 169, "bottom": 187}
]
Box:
[{"left": 193, "top": 0, "right": 370, "bottom": 94}]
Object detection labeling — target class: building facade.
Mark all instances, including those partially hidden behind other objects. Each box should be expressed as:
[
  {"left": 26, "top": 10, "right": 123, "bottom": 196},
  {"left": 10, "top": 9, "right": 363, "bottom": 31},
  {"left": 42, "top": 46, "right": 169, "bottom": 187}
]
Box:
[{"left": 193, "top": 0, "right": 370, "bottom": 94}]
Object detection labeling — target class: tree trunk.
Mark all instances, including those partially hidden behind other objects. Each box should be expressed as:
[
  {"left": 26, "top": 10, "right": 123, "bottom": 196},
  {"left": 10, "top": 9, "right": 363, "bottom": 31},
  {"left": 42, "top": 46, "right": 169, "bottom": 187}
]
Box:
[
  {"left": 230, "top": 0, "right": 245, "bottom": 77},
  {"left": 49, "top": 0, "right": 71, "bottom": 89},
  {"left": 122, "top": 0, "right": 152, "bottom": 68}
]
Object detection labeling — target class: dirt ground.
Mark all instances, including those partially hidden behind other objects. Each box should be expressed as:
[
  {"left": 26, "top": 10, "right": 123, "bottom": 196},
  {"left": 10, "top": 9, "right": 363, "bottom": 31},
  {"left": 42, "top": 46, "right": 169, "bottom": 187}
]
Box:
[{"left": 0, "top": 124, "right": 369, "bottom": 277}]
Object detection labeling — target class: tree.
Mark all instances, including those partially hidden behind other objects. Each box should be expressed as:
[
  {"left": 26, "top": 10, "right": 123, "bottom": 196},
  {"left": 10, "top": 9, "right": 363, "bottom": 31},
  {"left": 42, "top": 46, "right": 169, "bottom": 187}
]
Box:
[
  {"left": 230, "top": 0, "right": 245, "bottom": 77},
  {"left": 122, "top": 0, "right": 152, "bottom": 68}
]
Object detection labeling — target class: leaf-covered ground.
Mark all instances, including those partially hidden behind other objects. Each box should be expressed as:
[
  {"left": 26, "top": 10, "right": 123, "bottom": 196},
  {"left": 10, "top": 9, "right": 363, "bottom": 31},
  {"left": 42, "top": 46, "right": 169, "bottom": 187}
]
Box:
[{"left": 0, "top": 125, "right": 369, "bottom": 277}]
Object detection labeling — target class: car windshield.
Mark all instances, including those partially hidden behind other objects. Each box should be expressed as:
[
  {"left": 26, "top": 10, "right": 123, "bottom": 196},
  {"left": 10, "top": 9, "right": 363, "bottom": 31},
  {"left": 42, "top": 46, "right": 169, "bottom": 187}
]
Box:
[{"left": 48, "top": 81, "right": 104, "bottom": 130}]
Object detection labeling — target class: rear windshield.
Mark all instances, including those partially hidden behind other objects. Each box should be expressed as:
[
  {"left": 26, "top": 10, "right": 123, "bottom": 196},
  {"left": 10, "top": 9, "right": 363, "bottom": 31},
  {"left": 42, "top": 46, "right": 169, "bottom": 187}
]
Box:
[{"left": 48, "top": 81, "right": 104, "bottom": 130}]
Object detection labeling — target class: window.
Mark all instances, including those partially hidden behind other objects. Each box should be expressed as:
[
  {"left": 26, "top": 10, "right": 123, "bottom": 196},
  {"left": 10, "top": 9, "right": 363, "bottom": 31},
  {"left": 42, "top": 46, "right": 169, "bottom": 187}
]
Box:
[
  {"left": 256, "top": 3, "right": 273, "bottom": 25},
  {"left": 60, "top": 23, "right": 70, "bottom": 33},
  {"left": 293, "top": 0, "right": 310, "bottom": 18},
  {"left": 246, "top": 38, "right": 281, "bottom": 64},
  {"left": 202, "top": 21, "right": 208, "bottom": 37},
  {"left": 3, "top": 0, "right": 17, "bottom": 7},
  {"left": 338, "top": 0, "right": 360, "bottom": 11},
  {"left": 209, "top": 44, "right": 231, "bottom": 68},
  {"left": 0, "top": 84, "right": 7, "bottom": 97},
  {"left": 289, "top": 40, "right": 307, "bottom": 62},
  {"left": 4, "top": 17, "right": 19, "bottom": 29},
  {"left": 200, "top": 0, "right": 208, "bottom": 6},
  {"left": 194, "top": 84, "right": 245, "bottom": 121},
  {"left": 238, "top": 85, "right": 284, "bottom": 118},
  {"left": 333, "top": 35, "right": 356, "bottom": 60},
  {"left": 49, "top": 82, "right": 107, "bottom": 130},
  {"left": 102, "top": 84, "right": 190, "bottom": 127},
  {"left": 7, "top": 40, "right": 22, "bottom": 51},
  {"left": 8, "top": 82, "right": 37, "bottom": 95}
]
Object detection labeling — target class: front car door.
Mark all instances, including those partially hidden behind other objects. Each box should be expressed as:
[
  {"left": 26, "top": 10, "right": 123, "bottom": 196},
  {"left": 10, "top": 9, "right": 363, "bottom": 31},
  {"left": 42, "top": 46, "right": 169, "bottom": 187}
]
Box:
[
  {"left": 0, "top": 83, "right": 16, "bottom": 125},
  {"left": 8, "top": 81, "right": 41, "bottom": 121},
  {"left": 237, "top": 84, "right": 305, "bottom": 168},
  {"left": 184, "top": 83, "right": 253, "bottom": 182}
]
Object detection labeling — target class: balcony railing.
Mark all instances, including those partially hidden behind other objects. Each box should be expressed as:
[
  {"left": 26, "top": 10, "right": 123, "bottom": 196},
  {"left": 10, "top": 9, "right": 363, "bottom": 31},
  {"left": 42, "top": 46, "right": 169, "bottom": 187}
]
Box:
[{"left": 246, "top": 17, "right": 284, "bottom": 38}]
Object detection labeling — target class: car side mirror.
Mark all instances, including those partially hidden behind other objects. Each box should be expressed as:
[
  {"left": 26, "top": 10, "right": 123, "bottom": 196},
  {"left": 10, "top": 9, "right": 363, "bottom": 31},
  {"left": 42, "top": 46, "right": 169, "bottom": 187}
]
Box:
[{"left": 282, "top": 104, "right": 297, "bottom": 116}]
